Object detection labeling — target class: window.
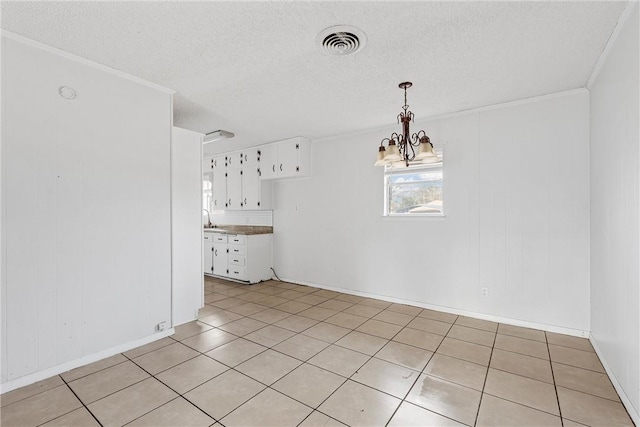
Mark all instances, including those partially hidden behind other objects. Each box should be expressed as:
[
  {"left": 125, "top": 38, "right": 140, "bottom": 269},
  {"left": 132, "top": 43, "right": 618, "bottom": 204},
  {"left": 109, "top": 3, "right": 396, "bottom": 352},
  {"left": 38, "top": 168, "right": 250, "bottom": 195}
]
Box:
[
  {"left": 203, "top": 173, "right": 213, "bottom": 211},
  {"left": 384, "top": 161, "right": 444, "bottom": 216}
]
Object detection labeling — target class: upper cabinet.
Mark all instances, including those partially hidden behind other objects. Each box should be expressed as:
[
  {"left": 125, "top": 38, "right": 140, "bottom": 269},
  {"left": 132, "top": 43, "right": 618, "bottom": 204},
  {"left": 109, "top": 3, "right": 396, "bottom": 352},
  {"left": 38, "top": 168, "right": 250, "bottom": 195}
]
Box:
[
  {"left": 260, "top": 137, "right": 311, "bottom": 180},
  {"left": 205, "top": 137, "right": 310, "bottom": 211},
  {"left": 212, "top": 155, "right": 226, "bottom": 172},
  {"left": 241, "top": 147, "right": 261, "bottom": 168}
]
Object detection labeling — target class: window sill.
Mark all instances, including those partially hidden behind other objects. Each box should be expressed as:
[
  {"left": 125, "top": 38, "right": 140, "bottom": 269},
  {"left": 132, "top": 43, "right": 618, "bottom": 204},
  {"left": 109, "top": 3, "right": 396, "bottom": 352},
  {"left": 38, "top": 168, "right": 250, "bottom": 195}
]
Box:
[{"left": 381, "top": 214, "right": 446, "bottom": 220}]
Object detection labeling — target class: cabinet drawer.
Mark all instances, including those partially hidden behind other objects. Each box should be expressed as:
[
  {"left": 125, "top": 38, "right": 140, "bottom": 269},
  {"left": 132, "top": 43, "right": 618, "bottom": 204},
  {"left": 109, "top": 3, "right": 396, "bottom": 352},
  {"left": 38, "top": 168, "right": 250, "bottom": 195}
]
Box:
[
  {"left": 203, "top": 233, "right": 212, "bottom": 241},
  {"left": 228, "top": 235, "right": 246, "bottom": 245},
  {"left": 213, "top": 234, "right": 228, "bottom": 243},
  {"left": 228, "top": 265, "right": 246, "bottom": 280},
  {"left": 229, "top": 255, "right": 246, "bottom": 266},
  {"left": 228, "top": 245, "right": 246, "bottom": 256}
]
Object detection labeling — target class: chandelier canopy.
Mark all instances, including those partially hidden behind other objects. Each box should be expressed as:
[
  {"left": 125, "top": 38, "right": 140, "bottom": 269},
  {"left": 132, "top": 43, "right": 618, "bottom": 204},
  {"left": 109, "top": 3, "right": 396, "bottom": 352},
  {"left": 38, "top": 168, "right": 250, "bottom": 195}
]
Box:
[{"left": 375, "top": 82, "right": 440, "bottom": 167}]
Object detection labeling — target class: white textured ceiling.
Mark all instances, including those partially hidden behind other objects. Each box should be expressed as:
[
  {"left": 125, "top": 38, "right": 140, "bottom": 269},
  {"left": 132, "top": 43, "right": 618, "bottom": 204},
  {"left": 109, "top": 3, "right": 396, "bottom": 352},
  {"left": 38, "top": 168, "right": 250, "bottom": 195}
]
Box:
[{"left": 1, "top": 1, "right": 627, "bottom": 153}]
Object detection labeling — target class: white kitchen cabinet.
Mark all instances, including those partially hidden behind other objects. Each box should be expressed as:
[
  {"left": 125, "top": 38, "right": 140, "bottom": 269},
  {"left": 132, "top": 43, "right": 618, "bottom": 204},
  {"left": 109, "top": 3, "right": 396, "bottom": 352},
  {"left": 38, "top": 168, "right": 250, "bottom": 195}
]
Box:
[
  {"left": 260, "top": 144, "right": 277, "bottom": 179},
  {"left": 240, "top": 147, "right": 261, "bottom": 167},
  {"left": 212, "top": 155, "right": 226, "bottom": 171},
  {"left": 260, "top": 137, "right": 311, "bottom": 180},
  {"left": 226, "top": 152, "right": 240, "bottom": 169},
  {"left": 203, "top": 155, "right": 214, "bottom": 172},
  {"left": 203, "top": 232, "right": 272, "bottom": 283},
  {"left": 212, "top": 234, "right": 228, "bottom": 277},
  {"left": 203, "top": 234, "right": 214, "bottom": 275},
  {"left": 212, "top": 170, "right": 227, "bottom": 209},
  {"left": 226, "top": 166, "right": 242, "bottom": 210},
  {"left": 241, "top": 166, "right": 261, "bottom": 210}
]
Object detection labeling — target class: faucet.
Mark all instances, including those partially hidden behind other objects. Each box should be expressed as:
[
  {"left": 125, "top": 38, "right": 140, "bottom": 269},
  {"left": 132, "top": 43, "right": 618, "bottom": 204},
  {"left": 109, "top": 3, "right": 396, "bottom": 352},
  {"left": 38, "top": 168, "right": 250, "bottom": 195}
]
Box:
[{"left": 203, "top": 209, "right": 213, "bottom": 228}]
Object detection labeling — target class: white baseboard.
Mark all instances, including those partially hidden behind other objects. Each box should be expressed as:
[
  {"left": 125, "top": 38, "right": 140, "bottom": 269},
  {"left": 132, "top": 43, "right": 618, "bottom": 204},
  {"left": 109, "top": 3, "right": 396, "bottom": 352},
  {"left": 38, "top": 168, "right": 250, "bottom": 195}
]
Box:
[
  {"left": 278, "top": 277, "right": 590, "bottom": 338},
  {"left": 589, "top": 336, "right": 639, "bottom": 426},
  {"left": 0, "top": 329, "right": 174, "bottom": 394}
]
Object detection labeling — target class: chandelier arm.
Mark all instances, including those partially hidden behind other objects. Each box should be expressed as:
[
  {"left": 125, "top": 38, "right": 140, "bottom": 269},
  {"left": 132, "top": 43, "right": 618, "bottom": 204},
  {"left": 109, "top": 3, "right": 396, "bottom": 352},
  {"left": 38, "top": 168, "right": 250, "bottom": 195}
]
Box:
[
  {"left": 409, "top": 133, "right": 421, "bottom": 147},
  {"left": 405, "top": 140, "right": 417, "bottom": 164}
]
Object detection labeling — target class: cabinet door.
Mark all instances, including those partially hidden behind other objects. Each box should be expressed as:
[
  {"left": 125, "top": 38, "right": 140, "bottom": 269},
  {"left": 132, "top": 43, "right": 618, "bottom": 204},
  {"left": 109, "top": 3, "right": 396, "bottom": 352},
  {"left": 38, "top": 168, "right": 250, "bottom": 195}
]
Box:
[
  {"left": 242, "top": 147, "right": 260, "bottom": 167},
  {"left": 226, "top": 167, "right": 242, "bottom": 210},
  {"left": 241, "top": 167, "right": 261, "bottom": 210},
  {"left": 204, "top": 240, "right": 214, "bottom": 274},
  {"left": 226, "top": 152, "right": 239, "bottom": 169},
  {"left": 213, "top": 243, "right": 228, "bottom": 277},
  {"left": 203, "top": 155, "right": 213, "bottom": 172},
  {"left": 212, "top": 170, "right": 227, "bottom": 209},
  {"left": 212, "top": 155, "right": 226, "bottom": 172},
  {"left": 277, "top": 139, "right": 300, "bottom": 177},
  {"left": 260, "top": 144, "right": 278, "bottom": 179}
]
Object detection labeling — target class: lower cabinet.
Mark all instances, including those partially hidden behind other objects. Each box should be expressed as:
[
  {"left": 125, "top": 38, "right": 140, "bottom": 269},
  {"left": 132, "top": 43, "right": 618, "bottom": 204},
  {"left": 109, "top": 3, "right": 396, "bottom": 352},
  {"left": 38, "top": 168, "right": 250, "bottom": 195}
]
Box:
[
  {"left": 203, "top": 232, "right": 273, "bottom": 284},
  {"left": 203, "top": 233, "right": 214, "bottom": 274}
]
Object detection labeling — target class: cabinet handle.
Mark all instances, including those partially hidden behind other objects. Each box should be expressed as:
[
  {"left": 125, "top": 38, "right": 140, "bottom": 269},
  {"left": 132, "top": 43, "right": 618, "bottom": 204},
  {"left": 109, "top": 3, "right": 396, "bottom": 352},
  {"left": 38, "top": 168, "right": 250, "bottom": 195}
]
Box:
[
  {"left": 257, "top": 201, "right": 260, "bottom": 207},
  {"left": 214, "top": 200, "right": 217, "bottom": 206},
  {"left": 214, "top": 249, "right": 217, "bottom": 256},
  {"left": 296, "top": 166, "right": 300, "bottom": 172},
  {"left": 228, "top": 199, "right": 231, "bottom": 206},
  {"left": 272, "top": 165, "right": 275, "bottom": 172},
  {"left": 280, "top": 164, "right": 283, "bottom": 171},
  {"left": 257, "top": 168, "right": 261, "bottom": 176},
  {"left": 244, "top": 198, "right": 247, "bottom": 205}
]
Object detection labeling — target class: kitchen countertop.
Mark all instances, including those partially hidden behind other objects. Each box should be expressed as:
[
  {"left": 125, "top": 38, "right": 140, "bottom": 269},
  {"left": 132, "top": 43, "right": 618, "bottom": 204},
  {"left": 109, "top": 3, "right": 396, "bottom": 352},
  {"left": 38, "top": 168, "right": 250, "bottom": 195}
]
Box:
[{"left": 203, "top": 225, "right": 273, "bottom": 235}]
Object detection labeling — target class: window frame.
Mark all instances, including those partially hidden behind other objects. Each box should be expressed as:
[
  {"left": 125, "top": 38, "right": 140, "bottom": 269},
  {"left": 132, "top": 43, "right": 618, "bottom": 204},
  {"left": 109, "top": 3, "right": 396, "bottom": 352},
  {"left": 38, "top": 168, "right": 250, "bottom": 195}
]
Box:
[{"left": 383, "top": 154, "right": 445, "bottom": 218}]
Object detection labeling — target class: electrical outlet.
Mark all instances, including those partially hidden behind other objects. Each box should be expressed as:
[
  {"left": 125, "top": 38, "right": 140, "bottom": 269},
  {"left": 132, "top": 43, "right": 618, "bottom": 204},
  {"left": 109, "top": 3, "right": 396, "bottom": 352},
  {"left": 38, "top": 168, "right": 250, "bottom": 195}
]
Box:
[
  {"left": 157, "top": 321, "right": 167, "bottom": 331},
  {"left": 481, "top": 287, "right": 489, "bottom": 297}
]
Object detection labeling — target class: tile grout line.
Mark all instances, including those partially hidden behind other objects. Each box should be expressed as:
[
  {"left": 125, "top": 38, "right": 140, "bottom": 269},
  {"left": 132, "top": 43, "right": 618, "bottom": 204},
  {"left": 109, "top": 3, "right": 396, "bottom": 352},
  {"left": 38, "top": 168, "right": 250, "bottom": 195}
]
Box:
[
  {"left": 383, "top": 315, "right": 460, "bottom": 427},
  {"left": 57, "top": 375, "right": 105, "bottom": 427},
  {"left": 546, "top": 331, "right": 565, "bottom": 427},
  {"left": 122, "top": 350, "right": 222, "bottom": 426},
  {"left": 472, "top": 325, "right": 498, "bottom": 427}
]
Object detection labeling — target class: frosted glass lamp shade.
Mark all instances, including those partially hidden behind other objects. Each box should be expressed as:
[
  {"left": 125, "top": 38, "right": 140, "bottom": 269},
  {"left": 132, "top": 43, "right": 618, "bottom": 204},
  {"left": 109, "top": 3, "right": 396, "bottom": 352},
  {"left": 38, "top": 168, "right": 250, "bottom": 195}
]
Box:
[
  {"left": 415, "top": 139, "right": 435, "bottom": 159},
  {"left": 384, "top": 142, "right": 401, "bottom": 161},
  {"left": 374, "top": 147, "right": 388, "bottom": 166}
]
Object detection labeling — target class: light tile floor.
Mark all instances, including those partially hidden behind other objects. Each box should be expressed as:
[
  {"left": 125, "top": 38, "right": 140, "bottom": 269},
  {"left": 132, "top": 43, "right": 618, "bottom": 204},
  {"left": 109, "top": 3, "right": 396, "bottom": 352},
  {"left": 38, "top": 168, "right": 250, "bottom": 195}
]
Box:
[{"left": 1, "top": 277, "right": 635, "bottom": 427}]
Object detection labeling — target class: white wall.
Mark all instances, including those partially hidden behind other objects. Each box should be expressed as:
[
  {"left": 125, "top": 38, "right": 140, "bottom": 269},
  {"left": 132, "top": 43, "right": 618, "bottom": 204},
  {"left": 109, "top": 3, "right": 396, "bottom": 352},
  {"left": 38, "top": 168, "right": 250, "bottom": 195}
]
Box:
[
  {"left": 589, "top": 2, "right": 639, "bottom": 421},
  {"left": 172, "top": 127, "right": 204, "bottom": 326},
  {"left": 273, "top": 90, "right": 590, "bottom": 333},
  {"left": 1, "top": 33, "right": 173, "bottom": 389}
]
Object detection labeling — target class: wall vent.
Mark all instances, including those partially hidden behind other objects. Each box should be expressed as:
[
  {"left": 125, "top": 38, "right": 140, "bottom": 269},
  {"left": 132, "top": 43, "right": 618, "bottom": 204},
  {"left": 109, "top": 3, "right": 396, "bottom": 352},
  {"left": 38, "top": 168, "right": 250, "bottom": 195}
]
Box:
[{"left": 316, "top": 25, "right": 367, "bottom": 56}]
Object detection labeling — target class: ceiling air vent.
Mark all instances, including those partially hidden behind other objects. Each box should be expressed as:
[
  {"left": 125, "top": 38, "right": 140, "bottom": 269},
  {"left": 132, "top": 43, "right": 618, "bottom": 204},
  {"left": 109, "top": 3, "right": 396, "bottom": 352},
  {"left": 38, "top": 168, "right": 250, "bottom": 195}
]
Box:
[{"left": 316, "top": 25, "right": 367, "bottom": 56}]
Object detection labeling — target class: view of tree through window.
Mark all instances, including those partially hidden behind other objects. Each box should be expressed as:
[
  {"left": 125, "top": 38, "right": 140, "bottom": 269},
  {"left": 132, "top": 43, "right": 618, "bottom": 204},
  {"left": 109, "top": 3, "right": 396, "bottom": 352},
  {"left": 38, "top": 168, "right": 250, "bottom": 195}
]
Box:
[{"left": 385, "top": 163, "right": 443, "bottom": 215}]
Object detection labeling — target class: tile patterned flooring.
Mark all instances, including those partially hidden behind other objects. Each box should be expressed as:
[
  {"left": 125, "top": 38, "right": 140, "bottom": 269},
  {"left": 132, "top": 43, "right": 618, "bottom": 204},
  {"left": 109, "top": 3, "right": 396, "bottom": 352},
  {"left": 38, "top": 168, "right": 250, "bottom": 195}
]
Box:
[{"left": 1, "top": 277, "right": 635, "bottom": 426}]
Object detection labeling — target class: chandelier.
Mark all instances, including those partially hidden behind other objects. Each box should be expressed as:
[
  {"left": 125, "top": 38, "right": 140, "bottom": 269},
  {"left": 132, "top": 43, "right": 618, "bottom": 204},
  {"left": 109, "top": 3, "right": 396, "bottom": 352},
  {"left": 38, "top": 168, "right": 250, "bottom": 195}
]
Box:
[{"left": 375, "top": 82, "right": 440, "bottom": 167}]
